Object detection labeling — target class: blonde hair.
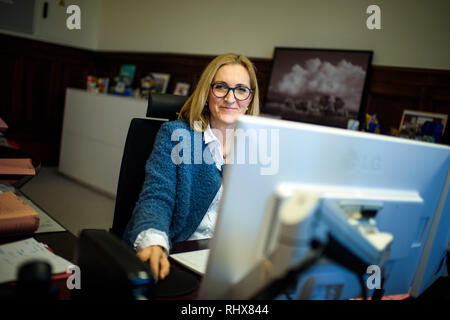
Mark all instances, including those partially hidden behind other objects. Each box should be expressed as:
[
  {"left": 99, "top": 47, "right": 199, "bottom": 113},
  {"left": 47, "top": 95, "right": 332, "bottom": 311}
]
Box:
[{"left": 178, "top": 53, "right": 260, "bottom": 131}]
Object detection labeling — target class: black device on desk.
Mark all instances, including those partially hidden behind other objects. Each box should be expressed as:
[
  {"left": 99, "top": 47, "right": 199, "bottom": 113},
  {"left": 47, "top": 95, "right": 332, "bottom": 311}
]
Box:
[{"left": 73, "top": 230, "right": 199, "bottom": 300}]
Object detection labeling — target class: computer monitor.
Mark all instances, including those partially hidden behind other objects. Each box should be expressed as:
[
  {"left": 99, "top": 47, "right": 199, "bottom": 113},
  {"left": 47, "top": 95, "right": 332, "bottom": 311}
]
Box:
[{"left": 198, "top": 115, "right": 450, "bottom": 299}]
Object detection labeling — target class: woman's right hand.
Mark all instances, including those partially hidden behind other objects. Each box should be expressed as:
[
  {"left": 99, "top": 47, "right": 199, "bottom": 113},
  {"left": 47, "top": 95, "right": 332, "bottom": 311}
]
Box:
[{"left": 136, "top": 245, "right": 170, "bottom": 281}]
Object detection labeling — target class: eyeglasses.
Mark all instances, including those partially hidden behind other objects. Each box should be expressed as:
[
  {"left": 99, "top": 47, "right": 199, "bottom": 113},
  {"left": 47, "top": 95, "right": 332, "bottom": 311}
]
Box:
[{"left": 210, "top": 82, "right": 253, "bottom": 101}]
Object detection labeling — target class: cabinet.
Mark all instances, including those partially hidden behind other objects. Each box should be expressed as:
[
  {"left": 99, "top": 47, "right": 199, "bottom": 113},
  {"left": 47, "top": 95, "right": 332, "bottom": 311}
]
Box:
[{"left": 59, "top": 88, "right": 148, "bottom": 197}]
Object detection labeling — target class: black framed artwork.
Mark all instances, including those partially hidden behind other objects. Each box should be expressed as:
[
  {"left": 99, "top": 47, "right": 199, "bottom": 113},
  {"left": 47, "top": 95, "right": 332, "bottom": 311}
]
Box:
[{"left": 263, "top": 47, "right": 373, "bottom": 129}]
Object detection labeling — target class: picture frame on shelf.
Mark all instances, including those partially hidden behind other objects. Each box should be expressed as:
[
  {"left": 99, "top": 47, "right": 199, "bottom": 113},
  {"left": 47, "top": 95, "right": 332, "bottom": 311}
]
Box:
[
  {"left": 264, "top": 47, "right": 373, "bottom": 129},
  {"left": 173, "top": 82, "right": 191, "bottom": 96},
  {"left": 151, "top": 73, "right": 171, "bottom": 94},
  {"left": 399, "top": 109, "right": 448, "bottom": 142}
]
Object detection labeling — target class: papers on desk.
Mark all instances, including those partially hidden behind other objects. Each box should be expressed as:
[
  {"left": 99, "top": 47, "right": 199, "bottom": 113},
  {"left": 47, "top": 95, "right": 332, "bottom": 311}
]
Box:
[
  {"left": 170, "top": 249, "right": 210, "bottom": 275},
  {"left": 0, "top": 238, "right": 73, "bottom": 284}
]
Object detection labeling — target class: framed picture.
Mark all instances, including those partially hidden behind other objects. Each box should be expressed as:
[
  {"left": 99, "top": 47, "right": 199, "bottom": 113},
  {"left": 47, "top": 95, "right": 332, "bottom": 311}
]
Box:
[
  {"left": 151, "top": 73, "right": 171, "bottom": 94},
  {"left": 173, "top": 82, "right": 191, "bottom": 96},
  {"left": 399, "top": 109, "right": 448, "bottom": 142},
  {"left": 264, "top": 47, "right": 373, "bottom": 129}
]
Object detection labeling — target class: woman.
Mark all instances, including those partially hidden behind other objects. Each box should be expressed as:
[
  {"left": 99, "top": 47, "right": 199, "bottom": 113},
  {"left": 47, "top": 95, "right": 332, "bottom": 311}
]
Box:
[{"left": 123, "top": 53, "right": 260, "bottom": 281}]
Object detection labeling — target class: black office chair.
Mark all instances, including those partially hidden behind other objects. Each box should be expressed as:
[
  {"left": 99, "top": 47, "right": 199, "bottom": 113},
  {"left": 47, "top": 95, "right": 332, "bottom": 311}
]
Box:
[{"left": 110, "top": 92, "right": 188, "bottom": 238}]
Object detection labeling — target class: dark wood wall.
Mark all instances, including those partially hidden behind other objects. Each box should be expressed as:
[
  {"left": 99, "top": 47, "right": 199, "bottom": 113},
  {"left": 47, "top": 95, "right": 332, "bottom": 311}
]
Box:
[
  {"left": 366, "top": 66, "right": 450, "bottom": 138},
  {"left": 1, "top": 33, "right": 449, "bottom": 165},
  {"left": 0, "top": 34, "right": 96, "bottom": 165}
]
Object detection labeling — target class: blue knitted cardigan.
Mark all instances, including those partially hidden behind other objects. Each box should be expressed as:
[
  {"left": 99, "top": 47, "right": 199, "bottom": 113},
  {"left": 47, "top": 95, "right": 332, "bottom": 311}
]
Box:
[{"left": 123, "top": 119, "right": 222, "bottom": 248}]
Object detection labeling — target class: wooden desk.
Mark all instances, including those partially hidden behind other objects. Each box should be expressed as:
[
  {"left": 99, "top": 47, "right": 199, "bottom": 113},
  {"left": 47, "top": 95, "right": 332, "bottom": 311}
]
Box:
[
  {"left": 0, "top": 186, "right": 207, "bottom": 300},
  {"left": 1, "top": 232, "right": 208, "bottom": 300}
]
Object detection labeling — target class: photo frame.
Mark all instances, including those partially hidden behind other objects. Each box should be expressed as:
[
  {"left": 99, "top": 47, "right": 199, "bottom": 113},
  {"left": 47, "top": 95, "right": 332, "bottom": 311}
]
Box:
[
  {"left": 399, "top": 109, "right": 448, "bottom": 142},
  {"left": 264, "top": 47, "right": 373, "bottom": 129},
  {"left": 151, "top": 73, "right": 171, "bottom": 94},
  {"left": 173, "top": 82, "right": 191, "bottom": 96}
]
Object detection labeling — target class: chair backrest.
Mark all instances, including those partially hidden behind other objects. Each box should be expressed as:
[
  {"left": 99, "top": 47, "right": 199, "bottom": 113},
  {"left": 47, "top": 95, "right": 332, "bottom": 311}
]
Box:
[
  {"left": 110, "top": 92, "right": 188, "bottom": 238},
  {"left": 147, "top": 92, "right": 188, "bottom": 120}
]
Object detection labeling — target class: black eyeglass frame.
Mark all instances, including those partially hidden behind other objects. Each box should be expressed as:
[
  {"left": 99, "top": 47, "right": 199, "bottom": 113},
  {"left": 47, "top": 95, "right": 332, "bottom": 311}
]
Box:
[{"left": 210, "top": 83, "right": 254, "bottom": 101}]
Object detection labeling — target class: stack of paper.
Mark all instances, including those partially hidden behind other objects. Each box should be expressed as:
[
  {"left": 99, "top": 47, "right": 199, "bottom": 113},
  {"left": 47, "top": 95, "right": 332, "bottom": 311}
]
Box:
[
  {"left": 170, "top": 249, "right": 210, "bottom": 275},
  {"left": 0, "top": 238, "right": 73, "bottom": 284}
]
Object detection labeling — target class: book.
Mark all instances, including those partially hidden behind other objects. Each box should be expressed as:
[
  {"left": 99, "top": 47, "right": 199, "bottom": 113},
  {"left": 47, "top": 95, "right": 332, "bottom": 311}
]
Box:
[
  {"left": 0, "top": 158, "right": 35, "bottom": 175},
  {"left": 0, "top": 191, "right": 40, "bottom": 236}
]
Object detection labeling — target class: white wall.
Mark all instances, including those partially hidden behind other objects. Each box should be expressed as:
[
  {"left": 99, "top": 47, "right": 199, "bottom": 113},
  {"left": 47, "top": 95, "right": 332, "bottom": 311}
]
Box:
[
  {"left": 0, "top": 0, "right": 100, "bottom": 50},
  {"left": 97, "top": 0, "right": 450, "bottom": 70},
  {"left": 1, "top": 0, "right": 449, "bottom": 70}
]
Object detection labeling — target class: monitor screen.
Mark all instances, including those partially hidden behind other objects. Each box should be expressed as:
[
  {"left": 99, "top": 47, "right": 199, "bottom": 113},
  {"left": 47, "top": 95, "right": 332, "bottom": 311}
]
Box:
[{"left": 198, "top": 115, "right": 449, "bottom": 299}]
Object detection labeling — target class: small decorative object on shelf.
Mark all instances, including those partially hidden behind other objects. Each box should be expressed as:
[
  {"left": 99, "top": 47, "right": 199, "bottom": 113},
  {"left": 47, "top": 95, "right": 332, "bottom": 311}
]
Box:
[
  {"left": 399, "top": 109, "right": 448, "bottom": 143},
  {"left": 112, "top": 65, "right": 136, "bottom": 97},
  {"left": 140, "top": 74, "right": 155, "bottom": 99},
  {"left": 347, "top": 119, "right": 360, "bottom": 131},
  {"left": 86, "top": 75, "right": 97, "bottom": 92},
  {"left": 173, "top": 82, "right": 191, "bottom": 96},
  {"left": 365, "top": 113, "right": 381, "bottom": 133},
  {"left": 86, "top": 76, "right": 109, "bottom": 94},
  {"left": 150, "top": 72, "right": 170, "bottom": 94},
  {"left": 97, "top": 77, "right": 109, "bottom": 94}
]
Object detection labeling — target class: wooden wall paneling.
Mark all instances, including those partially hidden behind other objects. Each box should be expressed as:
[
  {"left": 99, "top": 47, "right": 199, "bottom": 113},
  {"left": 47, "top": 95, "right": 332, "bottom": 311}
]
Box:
[
  {"left": 365, "top": 92, "right": 420, "bottom": 134},
  {"left": 94, "top": 52, "right": 214, "bottom": 96},
  {"left": 365, "top": 66, "right": 450, "bottom": 138},
  {"left": 1, "top": 33, "right": 449, "bottom": 165},
  {"left": 0, "top": 52, "right": 17, "bottom": 126},
  {"left": 93, "top": 52, "right": 272, "bottom": 99},
  {"left": 0, "top": 33, "right": 96, "bottom": 165},
  {"left": 22, "top": 55, "right": 54, "bottom": 132},
  {"left": 51, "top": 61, "right": 94, "bottom": 162}
]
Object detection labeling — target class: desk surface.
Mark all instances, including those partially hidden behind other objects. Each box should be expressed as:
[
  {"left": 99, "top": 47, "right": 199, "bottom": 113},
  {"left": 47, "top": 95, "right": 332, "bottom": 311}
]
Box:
[
  {"left": 1, "top": 234, "right": 208, "bottom": 300},
  {"left": 1, "top": 231, "right": 207, "bottom": 300},
  {"left": 0, "top": 184, "right": 207, "bottom": 300}
]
